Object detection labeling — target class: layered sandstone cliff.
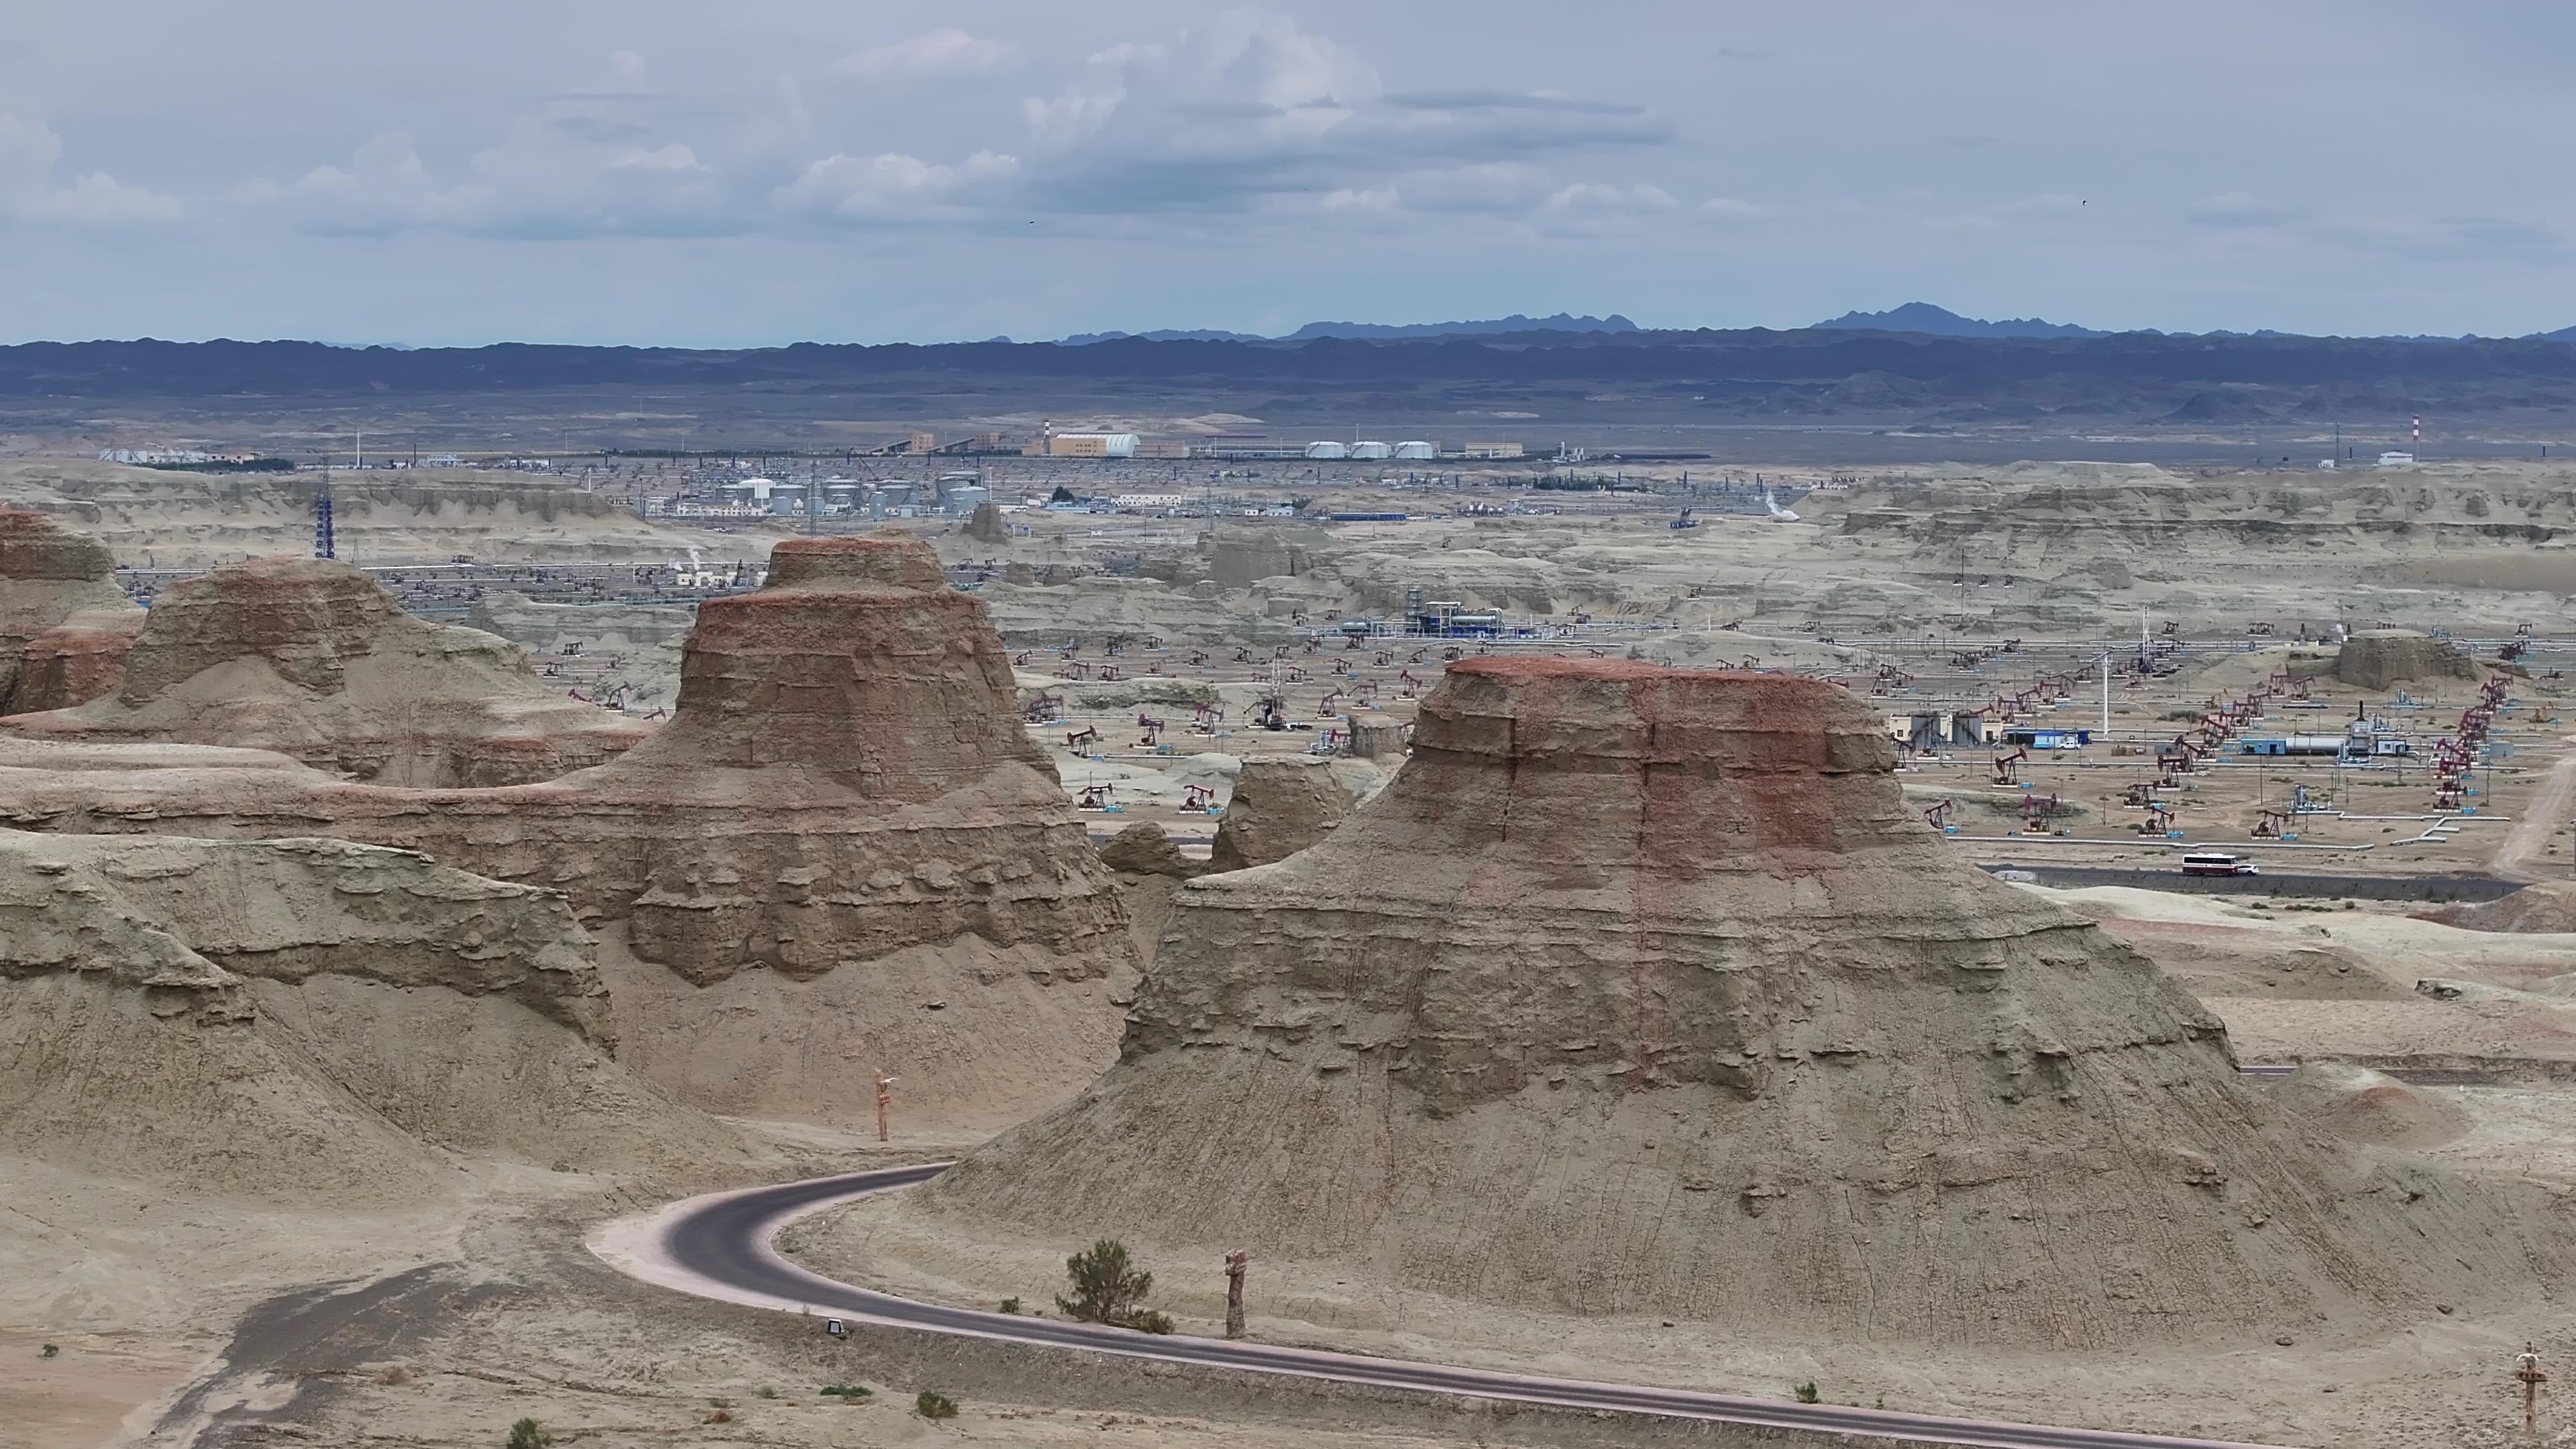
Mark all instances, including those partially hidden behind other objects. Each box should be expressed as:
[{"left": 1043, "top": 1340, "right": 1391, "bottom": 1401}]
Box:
[
  {"left": 0, "top": 512, "right": 142, "bottom": 714},
  {"left": 0, "top": 828, "right": 735, "bottom": 1201},
  {"left": 1, "top": 555, "right": 646, "bottom": 786},
  {"left": 916, "top": 659, "right": 2566, "bottom": 1346},
  {"left": 0, "top": 535, "right": 1136, "bottom": 1128}
]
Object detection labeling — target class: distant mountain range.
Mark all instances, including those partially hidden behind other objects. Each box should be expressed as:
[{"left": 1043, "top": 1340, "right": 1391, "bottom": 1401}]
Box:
[
  {"left": 1813, "top": 303, "right": 2106, "bottom": 340},
  {"left": 1813, "top": 301, "right": 2576, "bottom": 344},
  {"left": 1059, "top": 313, "right": 1640, "bottom": 345}
]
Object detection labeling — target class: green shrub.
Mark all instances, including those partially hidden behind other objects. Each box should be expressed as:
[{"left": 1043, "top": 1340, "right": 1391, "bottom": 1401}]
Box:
[
  {"left": 40, "top": 1344, "right": 59, "bottom": 1358},
  {"left": 819, "top": 1383, "right": 872, "bottom": 1399},
  {"left": 506, "top": 1419, "right": 552, "bottom": 1449},
  {"left": 998, "top": 1296, "right": 1022, "bottom": 1314},
  {"left": 1793, "top": 1382, "right": 1821, "bottom": 1405},
  {"left": 1057, "top": 1240, "right": 1169, "bottom": 1330},
  {"left": 916, "top": 1390, "right": 959, "bottom": 1420}
]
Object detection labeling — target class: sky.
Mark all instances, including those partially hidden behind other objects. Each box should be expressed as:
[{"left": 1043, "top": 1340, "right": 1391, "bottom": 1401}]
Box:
[{"left": 7, "top": 1, "right": 2576, "bottom": 346}]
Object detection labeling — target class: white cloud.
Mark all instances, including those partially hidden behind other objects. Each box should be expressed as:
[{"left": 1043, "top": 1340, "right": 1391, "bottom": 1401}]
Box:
[
  {"left": 0, "top": 115, "right": 180, "bottom": 226},
  {"left": 612, "top": 143, "right": 707, "bottom": 172},
  {"left": 235, "top": 9, "right": 1674, "bottom": 242},
  {"left": 275, "top": 119, "right": 733, "bottom": 239},
  {"left": 835, "top": 28, "right": 1012, "bottom": 80},
  {"left": 1023, "top": 86, "right": 1126, "bottom": 146},
  {"left": 42, "top": 169, "right": 185, "bottom": 225},
  {"left": 774, "top": 150, "right": 1020, "bottom": 222},
  {"left": 1544, "top": 182, "right": 1676, "bottom": 211}
]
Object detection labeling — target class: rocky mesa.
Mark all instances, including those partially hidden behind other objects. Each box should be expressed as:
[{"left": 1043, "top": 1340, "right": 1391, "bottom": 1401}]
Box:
[
  {"left": 1, "top": 554, "right": 647, "bottom": 786},
  {"left": 906, "top": 659, "right": 2567, "bottom": 1347},
  {"left": 0, "top": 534, "right": 1138, "bottom": 1129}
]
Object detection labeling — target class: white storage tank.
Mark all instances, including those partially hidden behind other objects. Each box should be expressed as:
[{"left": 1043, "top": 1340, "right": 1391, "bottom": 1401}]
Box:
[
  {"left": 1393, "top": 440, "right": 1437, "bottom": 460},
  {"left": 1350, "top": 440, "right": 1392, "bottom": 460},
  {"left": 1305, "top": 441, "right": 1350, "bottom": 460}
]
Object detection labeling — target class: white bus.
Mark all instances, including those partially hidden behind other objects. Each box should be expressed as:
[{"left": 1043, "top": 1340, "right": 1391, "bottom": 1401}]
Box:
[{"left": 2180, "top": 851, "right": 2259, "bottom": 877}]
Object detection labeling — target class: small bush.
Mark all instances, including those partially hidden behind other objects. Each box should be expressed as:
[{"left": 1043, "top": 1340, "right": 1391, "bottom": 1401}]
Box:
[
  {"left": 819, "top": 1383, "right": 872, "bottom": 1399},
  {"left": 998, "top": 1296, "right": 1022, "bottom": 1315},
  {"left": 1793, "top": 1382, "right": 1821, "bottom": 1404},
  {"left": 755, "top": 1387, "right": 778, "bottom": 1400},
  {"left": 916, "top": 1390, "right": 959, "bottom": 1421},
  {"left": 1058, "top": 1240, "right": 1169, "bottom": 1330},
  {"left": 506, "top": 1419, "right": 552, "bottom": 1449},
  {"left": 704, "top": 1410, "right": 732, "bottom": 1424},
  {"left": 378, "top": 1364, "right": 413, "bottom": 1385},
  {"left": 40, "top": 1343, "right": 60, "bottom": 1358}
]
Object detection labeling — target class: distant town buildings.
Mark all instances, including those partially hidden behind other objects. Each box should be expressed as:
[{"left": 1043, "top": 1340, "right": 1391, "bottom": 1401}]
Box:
[
  {"left": 97, "top": 448, "right": 260, "bottom": 465},
  {"left": 1045, "top": 432, "right": 1142, "bottom": 459}
]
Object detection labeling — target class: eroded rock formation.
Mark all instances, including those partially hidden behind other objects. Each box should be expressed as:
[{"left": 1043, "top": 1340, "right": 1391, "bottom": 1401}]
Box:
[
  {"left": 0, "top": 828, "right": 734, "bottom": 1201},
  {"left": 0, "top": 535, "right": 1136, "bottom": 1128},
  {"left": 1201, "top": 525, "right": 1319, "bottom": 588},
  {"left": 918, "top": 659, "right": 2564, "bottom": 1346},
  {"left": 1, "top": 555, "right": 646, "bottom": 786},
  {"left": 2332, "top": 629, "right": 2482, "bottom": 690},
  {"left": 1205, "top": 755, "right": 1367, "bottom": 871},
  {"left": 1097, "top": 820, "right": 1207, "bottom": 971},
  {"left": 0, "top": 512, "right": 141, "bottom": 714}
]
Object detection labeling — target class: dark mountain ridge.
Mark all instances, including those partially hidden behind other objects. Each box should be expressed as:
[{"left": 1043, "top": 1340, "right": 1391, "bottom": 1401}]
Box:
[
  {"left": 1059, "top": 313, "right": 1638, "bottom": 345},
  {"left": 11, "top": 328, "right": 2576, "bottom": 405}
]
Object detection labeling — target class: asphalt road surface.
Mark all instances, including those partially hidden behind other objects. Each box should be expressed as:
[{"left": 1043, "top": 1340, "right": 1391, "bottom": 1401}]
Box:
[
  {"left": 1978, "top": 862, "right": 2521, "bottom": 903},
  {"left": 598, "top": 1165, "right": 2292, "bottom": 1449}
]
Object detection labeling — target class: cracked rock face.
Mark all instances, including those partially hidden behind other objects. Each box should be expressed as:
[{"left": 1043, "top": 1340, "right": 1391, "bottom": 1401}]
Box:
[{"left": 922, "top": 658, "right": 2565, "bottom": 1345}]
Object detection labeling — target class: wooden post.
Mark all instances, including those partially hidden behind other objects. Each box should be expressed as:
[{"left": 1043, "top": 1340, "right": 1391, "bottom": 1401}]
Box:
[
  {"left": 875, "top": 1071, "right": 895, "bottom": 1143},
  {"left": 1224, "top": 1250, "right": 1249, "bottom": 1340},
  {"left": 2516, "top": 1342, "right": 2547, "bottom": 1439}
]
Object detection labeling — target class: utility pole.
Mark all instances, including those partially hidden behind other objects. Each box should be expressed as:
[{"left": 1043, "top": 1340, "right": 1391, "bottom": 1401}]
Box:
[
  {"left": 874, "top": 1071, "right": 896, "bottom": 1143},
  {"left": 1224, "top": 1250, "right": 1249, "bottom": 1340}
]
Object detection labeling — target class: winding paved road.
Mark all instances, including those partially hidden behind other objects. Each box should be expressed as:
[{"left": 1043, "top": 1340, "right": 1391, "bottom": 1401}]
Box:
[{"left": 590, "top": 1165, "right": 2292, "bottom": 1449}]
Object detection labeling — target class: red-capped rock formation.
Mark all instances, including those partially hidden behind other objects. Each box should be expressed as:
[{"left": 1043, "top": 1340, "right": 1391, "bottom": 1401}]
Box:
[
  {"left": 0, "top": 535, "right": 1135, "bottom": 1130},
  {"left": 908, "top": 659, "right": 2565, "bottom": 1346},
  {"left": 0, "top": 512, "right": 140, "bottom": 714},
  {"left": 1, "top": 555, "right": 645, "bottom": 786}
]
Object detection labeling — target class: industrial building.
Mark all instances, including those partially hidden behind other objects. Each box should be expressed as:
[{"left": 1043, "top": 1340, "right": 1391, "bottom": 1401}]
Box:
[
  {"left": 1405, "top": 589, "right": 1503, "bottom": 637},
  {"left": 1888, "top": 711, "right": 1992, "bottom": 751},
  {"left": 1047, "top": 432, "right": 1142, "bottom": 459}
]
